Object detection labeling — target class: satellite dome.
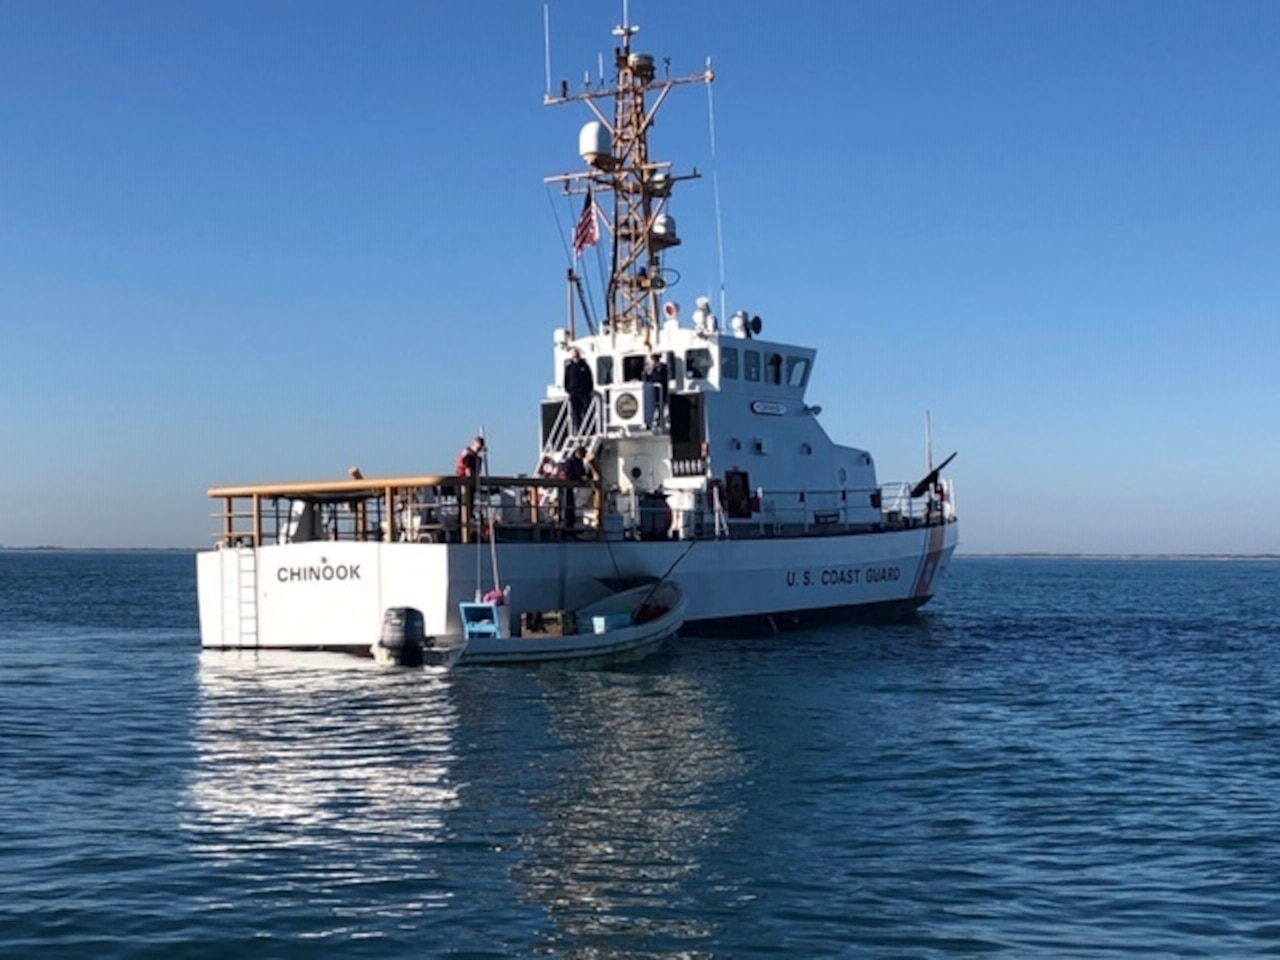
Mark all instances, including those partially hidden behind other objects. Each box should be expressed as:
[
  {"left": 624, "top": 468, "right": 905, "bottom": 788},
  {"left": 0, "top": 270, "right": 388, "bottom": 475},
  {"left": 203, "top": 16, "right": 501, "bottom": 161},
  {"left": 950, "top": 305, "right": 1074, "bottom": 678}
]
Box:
[
  {"left": 579, "top": 122, "right": 613, "bottom": 169},
  {"left": 650, "top": 214, "right": 679, "bottom": 249}
]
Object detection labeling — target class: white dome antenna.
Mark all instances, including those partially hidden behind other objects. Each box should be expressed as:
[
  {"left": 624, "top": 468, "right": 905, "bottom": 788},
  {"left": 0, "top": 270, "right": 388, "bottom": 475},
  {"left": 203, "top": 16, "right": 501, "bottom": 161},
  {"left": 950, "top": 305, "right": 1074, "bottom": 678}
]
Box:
[
  {"left": 650, "top": 214, "right": 679, "bottom": 249},
  {"left": 579, "top": 122, "right": 613, "bottom": 170}
]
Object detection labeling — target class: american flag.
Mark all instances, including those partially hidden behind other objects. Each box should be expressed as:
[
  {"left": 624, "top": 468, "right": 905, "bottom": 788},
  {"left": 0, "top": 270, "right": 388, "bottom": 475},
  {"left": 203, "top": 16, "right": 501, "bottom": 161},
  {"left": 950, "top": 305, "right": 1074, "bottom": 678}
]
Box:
[{"left": 572, "top": 190, "right": 599, "bottom": 259}]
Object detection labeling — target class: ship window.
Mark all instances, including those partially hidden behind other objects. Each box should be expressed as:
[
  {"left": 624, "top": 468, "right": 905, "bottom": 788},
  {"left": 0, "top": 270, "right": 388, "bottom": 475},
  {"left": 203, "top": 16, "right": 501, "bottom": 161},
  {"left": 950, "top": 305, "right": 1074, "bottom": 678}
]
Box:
[
  {"left": 622, "top": 354, "right": 646, "bottom": 381},
  {"left": 721, "top": 346, "right": 739, "bottom": 379},
  {"left": 787, "top": 356, "right": 810, "bottom": 387},
  {"left": 685, "top": 348, "right": 713, "bottom": 380},
  {"left": 766, "top": 352, "right": 783, "bottom": 385},
  {"left": 744, "top": 350, "right": 760, "bottom": 382},
  {"left": 596, "top": 355, "right": 614, "bottom": 386}
]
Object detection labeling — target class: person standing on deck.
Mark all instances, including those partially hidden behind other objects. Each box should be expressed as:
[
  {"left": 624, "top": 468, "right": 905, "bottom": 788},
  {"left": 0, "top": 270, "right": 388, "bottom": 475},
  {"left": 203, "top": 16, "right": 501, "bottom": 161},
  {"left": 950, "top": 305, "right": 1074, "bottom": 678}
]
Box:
[
  {"left": 644, "top": 352, "right": 669, "bottom": 430},
  {"left": 564, "top": 348, "right": 594, "bottom": 432},
  {"left": 455, "top": 436, "right": 485, "bottom": 477},
  {"left": 454, "top": 435, "right": 485, "bottom": 537},
  {"left": 558, "top": 446, "right": 588, "bottom": 534}
]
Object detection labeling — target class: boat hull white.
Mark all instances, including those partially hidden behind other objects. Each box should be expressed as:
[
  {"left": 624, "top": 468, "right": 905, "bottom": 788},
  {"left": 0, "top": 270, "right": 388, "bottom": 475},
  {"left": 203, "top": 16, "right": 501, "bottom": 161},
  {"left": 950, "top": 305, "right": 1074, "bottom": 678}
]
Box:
[{"left": 196, "top": 523, "right": 957, "bottom": 651}]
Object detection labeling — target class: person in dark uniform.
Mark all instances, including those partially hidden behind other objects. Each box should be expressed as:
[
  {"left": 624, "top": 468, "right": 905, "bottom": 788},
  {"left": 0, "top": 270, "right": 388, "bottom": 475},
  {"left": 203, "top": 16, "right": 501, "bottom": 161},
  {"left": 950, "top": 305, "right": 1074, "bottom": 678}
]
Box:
[
  {"left": 454, "top": 436, "right": 485, "bottom": 538},
  {"left": 644, "top": 352, "right": 669, "bottom": 429},
  {"left": 558, "top": 446, "right": 588, "bottom": 533},
  {"left": 564, "top": 347, "right": 594, "bottom": 431}
]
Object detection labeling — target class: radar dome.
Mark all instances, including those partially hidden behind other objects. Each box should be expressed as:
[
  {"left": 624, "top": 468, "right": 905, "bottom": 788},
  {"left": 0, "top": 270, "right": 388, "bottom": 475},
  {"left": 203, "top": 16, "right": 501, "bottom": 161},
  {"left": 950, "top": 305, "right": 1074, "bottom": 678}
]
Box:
[
  {"left": 650, "top": 214, "right": 679, "bottom": 249},
  {"left": 579, "top": 122, "right": 613, "bottom": 170}
]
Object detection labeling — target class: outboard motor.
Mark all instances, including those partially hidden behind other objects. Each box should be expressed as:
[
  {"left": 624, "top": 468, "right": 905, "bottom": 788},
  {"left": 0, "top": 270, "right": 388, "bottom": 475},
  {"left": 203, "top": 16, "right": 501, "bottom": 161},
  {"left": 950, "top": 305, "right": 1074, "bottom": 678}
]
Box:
[{"left": 374, "top": 607, "right": 426, "bottom": 667}]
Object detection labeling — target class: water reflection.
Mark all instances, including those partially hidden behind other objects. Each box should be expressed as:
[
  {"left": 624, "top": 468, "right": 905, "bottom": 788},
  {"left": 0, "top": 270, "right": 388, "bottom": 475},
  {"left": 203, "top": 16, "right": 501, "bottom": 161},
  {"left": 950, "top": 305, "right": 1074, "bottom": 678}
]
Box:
[
  {"left": 184, "top": 652, "right": 460, "bottom": 859},
  {"left": 511, "top": 666, "right": 747, "bottom": 957}
]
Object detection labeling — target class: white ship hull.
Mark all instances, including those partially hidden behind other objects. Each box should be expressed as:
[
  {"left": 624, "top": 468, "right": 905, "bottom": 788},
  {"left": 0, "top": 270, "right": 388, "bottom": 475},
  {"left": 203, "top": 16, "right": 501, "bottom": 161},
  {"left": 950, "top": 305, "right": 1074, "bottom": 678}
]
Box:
[{"left": 197, "top": 523, "right": 957, "bottom": 652}]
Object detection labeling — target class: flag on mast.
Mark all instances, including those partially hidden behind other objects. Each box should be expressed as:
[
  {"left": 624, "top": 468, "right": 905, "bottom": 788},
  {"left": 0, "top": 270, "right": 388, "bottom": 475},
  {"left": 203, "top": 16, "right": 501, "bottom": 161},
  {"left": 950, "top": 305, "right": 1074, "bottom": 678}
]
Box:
[{"left": 572, "top": 189, "right": 599, "bottom": 259}]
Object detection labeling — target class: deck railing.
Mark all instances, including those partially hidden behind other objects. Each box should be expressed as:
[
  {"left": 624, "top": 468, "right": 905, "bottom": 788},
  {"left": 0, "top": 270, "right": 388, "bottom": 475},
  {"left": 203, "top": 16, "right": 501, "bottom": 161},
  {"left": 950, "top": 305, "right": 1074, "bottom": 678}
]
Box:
[
  {"left": 210, "top": 473, "right": 604, "bottom": 548},
  {"left": 731, "top": 479, "right": 956, "bottom": 536},
  {"left": 211, "top": 474, "right": 954, "bottom": 548}
]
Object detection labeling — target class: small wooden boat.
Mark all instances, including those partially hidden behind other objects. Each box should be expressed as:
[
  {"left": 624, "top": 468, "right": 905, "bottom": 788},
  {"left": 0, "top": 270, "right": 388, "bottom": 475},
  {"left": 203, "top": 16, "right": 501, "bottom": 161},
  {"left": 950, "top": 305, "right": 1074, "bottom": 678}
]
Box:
[{"left": 373, "top": 582, "right": 685, "bottom": 667}]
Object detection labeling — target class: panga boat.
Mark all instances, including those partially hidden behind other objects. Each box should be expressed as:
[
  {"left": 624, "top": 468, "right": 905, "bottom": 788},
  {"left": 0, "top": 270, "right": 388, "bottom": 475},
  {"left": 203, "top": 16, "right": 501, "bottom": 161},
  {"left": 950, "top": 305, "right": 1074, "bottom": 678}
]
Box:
[
  {"left": 195, "top": 9, "right": 959, "bottom": 655},
  {"left": 373, "top": 581, "right": 685, "bottom": 668}
]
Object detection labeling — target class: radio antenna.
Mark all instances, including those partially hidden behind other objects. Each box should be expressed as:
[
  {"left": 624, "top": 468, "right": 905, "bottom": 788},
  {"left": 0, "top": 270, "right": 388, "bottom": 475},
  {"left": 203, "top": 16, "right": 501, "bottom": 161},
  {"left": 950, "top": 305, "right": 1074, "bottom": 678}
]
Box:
[
  {"left": 707, "top": 60, "right": 728, "bottom": 324},
  {"left": 543, "top": 4, "right": 552, "bottom": 98},
  {"left": 925, "top": 410, "right": 934, "bottom": 472}
]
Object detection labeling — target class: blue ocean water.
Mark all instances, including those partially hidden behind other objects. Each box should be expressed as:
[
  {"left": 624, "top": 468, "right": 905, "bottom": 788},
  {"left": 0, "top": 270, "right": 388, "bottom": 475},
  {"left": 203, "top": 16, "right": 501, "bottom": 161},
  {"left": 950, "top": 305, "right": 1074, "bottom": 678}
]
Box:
[{"left": 1, "top": 551, "right": 1278, "bottom": 958}]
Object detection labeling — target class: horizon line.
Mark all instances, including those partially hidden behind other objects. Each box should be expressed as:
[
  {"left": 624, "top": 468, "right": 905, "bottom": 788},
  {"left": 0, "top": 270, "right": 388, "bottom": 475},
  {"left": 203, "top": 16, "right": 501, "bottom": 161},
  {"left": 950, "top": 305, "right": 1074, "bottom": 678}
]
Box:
[{"left": 1, "top": 546, "right": 1277, "bottom": 561}]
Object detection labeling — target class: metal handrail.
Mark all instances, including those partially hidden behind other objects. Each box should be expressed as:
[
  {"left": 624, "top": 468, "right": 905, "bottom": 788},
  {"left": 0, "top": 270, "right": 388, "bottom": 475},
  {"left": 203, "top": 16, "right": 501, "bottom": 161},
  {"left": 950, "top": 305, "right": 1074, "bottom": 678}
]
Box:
[
  {"left": 210, "top": 474, "right": 954, "bottom": 548},
  {"left": 539, "top": 393, "right": 604, "bottom": 463},
  {"left": 210, "top": 472, "right": 604, "bottom": 548}
]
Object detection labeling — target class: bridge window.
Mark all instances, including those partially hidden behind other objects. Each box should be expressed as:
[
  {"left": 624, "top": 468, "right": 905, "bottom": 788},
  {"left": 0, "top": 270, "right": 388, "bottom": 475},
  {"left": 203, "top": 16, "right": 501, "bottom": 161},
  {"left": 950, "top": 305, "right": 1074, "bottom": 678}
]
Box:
[
  {"left": 685, "top": 348, "right": 713, "bottom": 380},
  {"left": 622, "top": 354, "right": 646, "bottom": 381},
  {"left": 744, "top": 349, "right": 760, "bottom": 382},
  {"left": 787, "top": 356, "right": 810, "bottom": 387},
  {"left": 766, "top": 353, "right": 783, "bottom": 385},
  {"left": 596, "top": 355, "right": 614, "bottom": 386},
  {"left": 721, "top": 346, "right": 739, "bottom": 379}
]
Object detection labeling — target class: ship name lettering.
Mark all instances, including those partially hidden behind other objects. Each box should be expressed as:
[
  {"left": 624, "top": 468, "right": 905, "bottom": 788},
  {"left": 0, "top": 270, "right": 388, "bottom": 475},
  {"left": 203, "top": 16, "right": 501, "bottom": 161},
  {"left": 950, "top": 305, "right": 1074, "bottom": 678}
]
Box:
[
  {"left": 788, "top": 568, "right": 866, "bottom": 587},
  {"left": 865, "top": 565, "right": 900, "bottom": 583},
  {"left": 820, "top": 567, "right": 860, "bottom": 585},
  {"left": 276, "top": 563, "right": 362, "bottom": 583}
]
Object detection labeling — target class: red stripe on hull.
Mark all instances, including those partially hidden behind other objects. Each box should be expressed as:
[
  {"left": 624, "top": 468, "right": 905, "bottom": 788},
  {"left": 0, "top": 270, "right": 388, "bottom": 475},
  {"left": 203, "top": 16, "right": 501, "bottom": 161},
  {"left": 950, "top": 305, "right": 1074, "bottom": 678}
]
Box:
[{"left": 911, "top": 523, "right": 948, "bottom": 598}]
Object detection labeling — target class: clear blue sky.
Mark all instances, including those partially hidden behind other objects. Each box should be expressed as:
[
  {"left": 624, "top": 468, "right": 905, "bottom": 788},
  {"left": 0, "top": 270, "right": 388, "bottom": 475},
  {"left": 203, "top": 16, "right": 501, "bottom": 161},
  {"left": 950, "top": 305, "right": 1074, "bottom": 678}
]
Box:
[{"left": 1, "top": 1, "right": 1276, "bottom": 553}]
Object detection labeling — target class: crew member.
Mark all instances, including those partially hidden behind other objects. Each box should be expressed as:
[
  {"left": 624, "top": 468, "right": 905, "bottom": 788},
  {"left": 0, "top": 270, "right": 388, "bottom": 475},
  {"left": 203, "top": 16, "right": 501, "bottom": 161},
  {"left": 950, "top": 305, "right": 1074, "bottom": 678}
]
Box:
[
  {"left": 454, "top": 436, "right": 485, "bottom": 538},
  {"left": 456, "top": 436, "right": 485, "bottom": 477},
  {"left": 644, "top": 352, "right": 669, "bottom": 429},
  {"left": 558, "top": 446, "right": 588, "bottom": 533},
  {"left": 564, "top": 347, "right": 594, "bottom": 432}
]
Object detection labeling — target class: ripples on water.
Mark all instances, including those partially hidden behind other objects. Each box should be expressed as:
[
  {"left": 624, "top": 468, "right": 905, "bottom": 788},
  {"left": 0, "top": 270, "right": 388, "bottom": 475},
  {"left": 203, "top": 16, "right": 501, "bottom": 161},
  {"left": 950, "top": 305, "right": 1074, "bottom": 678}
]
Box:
[{"left": 1, "top": 551, "right": 1278, "bottom": 957}]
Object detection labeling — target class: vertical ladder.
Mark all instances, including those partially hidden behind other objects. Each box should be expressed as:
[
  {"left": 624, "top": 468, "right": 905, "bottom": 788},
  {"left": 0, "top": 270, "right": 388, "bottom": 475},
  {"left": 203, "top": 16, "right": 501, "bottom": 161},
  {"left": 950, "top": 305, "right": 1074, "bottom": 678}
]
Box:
[
  {"left": 237, "top": 547, "right": 259, "bottom": 648},
  {"left": 220, "top": 546, "right": 260, "bottom": 648}
]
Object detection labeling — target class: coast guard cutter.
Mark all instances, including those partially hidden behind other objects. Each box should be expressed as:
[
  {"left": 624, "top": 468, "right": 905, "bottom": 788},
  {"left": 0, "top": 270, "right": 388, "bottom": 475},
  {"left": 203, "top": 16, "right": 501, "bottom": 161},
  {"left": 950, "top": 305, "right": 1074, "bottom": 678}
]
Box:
[{"left": 196, "top": 12, "right": 959, "bottom": 652}]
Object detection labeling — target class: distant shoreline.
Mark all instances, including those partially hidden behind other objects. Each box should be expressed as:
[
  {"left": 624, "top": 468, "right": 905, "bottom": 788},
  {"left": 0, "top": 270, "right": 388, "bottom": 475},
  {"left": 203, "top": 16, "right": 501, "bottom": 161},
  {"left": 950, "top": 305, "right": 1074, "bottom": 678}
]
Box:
[
  {"left": 0, "top": 546, "right": 198, "bottom": 553},
  {"left": 1, "top": 546, "right": 1275, "bottom": 561}
]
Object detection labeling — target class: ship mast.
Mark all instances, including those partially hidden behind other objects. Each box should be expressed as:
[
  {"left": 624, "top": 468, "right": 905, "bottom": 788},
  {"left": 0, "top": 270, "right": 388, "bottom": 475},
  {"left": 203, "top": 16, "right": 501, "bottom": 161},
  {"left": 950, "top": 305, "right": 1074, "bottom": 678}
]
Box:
[{"left": 545, "top": 16, "right": 713, "bottom": 336}]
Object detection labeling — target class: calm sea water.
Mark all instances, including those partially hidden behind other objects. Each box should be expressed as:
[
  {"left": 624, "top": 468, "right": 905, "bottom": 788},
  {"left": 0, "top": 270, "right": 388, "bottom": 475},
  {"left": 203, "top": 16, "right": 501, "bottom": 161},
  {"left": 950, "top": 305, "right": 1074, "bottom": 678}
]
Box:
[{"left": 1, "top": 551, "right": 1278, "bottom": 958}]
